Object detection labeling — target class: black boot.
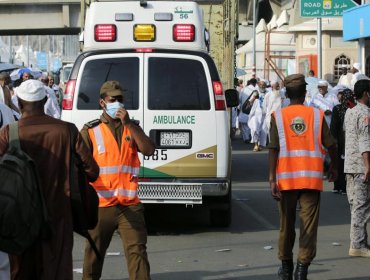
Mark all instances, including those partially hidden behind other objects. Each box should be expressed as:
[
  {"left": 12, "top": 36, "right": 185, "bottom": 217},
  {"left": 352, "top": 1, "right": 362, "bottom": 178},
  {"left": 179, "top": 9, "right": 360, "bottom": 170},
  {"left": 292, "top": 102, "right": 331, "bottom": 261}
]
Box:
[
  {"left": 278, "top": 260, "right": 293, "bottom": 280},
  {"left": 294, "top": 262, "right": 309, "bottom": 280}
]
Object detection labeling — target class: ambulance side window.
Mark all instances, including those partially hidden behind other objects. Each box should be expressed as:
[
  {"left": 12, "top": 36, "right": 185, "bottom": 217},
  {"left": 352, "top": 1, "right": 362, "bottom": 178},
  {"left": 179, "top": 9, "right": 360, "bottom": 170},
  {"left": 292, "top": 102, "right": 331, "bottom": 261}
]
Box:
[
  {"left": 77, "top": 57, "right": 140, "bottom": 110},
  {"left": 148, "top": 58, "right": 210, "bottom": 110}
]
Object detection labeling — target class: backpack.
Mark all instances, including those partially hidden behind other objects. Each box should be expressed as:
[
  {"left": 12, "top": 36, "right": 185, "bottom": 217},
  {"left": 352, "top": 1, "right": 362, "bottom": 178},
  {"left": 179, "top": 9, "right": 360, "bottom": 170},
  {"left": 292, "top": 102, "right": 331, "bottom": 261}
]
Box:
[
  {"left": 68, "top": 123, "right": 101, "bottom": 260},
  {"left": 241, "top": 90, "right": 258, "bottom": 115},
  {"left": 0, "top": 122, "right": 49, "bottom": 255}
]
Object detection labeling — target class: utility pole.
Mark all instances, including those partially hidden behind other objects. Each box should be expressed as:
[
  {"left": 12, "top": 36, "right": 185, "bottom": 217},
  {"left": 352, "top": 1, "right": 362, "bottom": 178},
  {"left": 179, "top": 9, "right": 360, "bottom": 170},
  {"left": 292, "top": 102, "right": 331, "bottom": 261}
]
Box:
[
  {"left": 358, "top": 0, "right": 365, "bottom": 73},
  {"left": 252, "top": 0, "right": 256, "bottom": 73},
  {"left": 317, "top": 18, "right": 322, "bottom": 79}
]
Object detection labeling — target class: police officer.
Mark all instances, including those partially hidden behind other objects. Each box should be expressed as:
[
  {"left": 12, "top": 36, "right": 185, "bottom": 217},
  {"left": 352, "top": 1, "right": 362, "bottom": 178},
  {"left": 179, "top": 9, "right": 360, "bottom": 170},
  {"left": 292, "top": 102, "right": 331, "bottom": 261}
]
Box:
[
  {"left": 80, "top": 80, "right": 155, "bottom": 280},
  {"left": 268, "top": 74, "right": 338, "bottom": 280},
  {"left": 344, "top": 78, "right": 370, "bottom": 258}
]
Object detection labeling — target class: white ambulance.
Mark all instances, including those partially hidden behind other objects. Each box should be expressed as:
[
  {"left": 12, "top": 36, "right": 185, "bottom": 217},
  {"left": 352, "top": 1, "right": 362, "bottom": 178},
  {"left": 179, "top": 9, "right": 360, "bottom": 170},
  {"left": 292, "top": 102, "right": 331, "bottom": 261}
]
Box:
[{"left": 61, "top": 0, "right": 238, "bottom": 226}]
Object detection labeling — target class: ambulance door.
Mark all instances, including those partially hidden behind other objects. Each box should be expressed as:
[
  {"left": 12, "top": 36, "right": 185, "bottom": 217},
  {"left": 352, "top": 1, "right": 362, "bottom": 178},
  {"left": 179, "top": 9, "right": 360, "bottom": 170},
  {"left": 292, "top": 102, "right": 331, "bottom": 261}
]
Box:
[
  {"left": 142, "top": 53, "right": 218, "bottom": 178},
  {"left": 72, "top": 53, "right": 144, "bottom": 132}
]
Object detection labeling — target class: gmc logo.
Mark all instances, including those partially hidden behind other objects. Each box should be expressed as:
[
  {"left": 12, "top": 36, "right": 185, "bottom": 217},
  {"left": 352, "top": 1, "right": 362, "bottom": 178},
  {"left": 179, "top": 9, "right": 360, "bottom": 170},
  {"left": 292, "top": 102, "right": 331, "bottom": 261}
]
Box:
[{"left": 196, "top": 153, "right": 214, "bottom": 159}]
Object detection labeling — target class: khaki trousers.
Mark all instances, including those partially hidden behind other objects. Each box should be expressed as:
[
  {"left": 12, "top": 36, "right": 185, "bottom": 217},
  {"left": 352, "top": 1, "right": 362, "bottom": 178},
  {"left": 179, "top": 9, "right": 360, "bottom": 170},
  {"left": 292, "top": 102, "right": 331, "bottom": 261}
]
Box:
[
  {"left": 83, "top": 203, "right": 151, "bottom": 280},
  {"left": 278, "top": 190, "right": 320, "bottom": 264}
]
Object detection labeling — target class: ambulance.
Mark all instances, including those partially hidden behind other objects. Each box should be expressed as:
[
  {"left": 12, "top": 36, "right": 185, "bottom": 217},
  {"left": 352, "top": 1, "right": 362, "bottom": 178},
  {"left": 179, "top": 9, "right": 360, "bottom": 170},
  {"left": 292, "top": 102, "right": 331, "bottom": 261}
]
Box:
[{"left": 61, "top": 0, "right": 238, "bottom": 226}]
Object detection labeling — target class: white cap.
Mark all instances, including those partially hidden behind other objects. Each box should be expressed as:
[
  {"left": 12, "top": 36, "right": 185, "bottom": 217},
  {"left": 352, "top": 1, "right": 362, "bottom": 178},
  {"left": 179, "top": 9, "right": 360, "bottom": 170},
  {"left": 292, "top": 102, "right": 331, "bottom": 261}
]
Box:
[
  {"left": 353, "top": 62, "right": 361, "bottom": 70},
  {"left": 16, "top": 80, "right": 47, "bottom": 102},
  {"left": 318, "top": 80, "right": 328, "bottom": 87}
]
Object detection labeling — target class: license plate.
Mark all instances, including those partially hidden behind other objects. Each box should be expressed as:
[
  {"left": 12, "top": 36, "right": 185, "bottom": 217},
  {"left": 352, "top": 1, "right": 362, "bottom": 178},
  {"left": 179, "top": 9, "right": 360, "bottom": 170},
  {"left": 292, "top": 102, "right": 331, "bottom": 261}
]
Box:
[{"left": 160, "top": 131, "right": 190, "bottom": 147}]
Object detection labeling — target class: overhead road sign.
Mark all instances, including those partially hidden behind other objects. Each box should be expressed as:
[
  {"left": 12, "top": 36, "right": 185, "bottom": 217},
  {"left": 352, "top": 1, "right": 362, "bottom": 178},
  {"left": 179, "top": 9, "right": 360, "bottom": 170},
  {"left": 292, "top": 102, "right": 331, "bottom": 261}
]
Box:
[
  {"left": 300, "top": 0, "right": 358, "bottom": 17},
  {"left": 343, "top": 3, "right": 370, "bottom": 41}
]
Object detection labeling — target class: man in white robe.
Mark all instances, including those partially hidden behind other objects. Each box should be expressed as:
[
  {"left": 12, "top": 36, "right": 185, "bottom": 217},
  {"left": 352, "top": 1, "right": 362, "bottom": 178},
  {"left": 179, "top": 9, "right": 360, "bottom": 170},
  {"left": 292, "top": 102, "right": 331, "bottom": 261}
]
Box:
[
  {"left": 310, "top": 80, "right": 339, "bottom": 126},
  {"left": 239, "top": 85, "right": 254, "bottom": 143},
  {"left": 337, "top": 66, "right": 352, "bottom": 88},
  {"left": 248, "top": 80, "right": 268, "bottom": 151},
  {"left": 262, "top": 81, "right": 282, "bottom": 143}
]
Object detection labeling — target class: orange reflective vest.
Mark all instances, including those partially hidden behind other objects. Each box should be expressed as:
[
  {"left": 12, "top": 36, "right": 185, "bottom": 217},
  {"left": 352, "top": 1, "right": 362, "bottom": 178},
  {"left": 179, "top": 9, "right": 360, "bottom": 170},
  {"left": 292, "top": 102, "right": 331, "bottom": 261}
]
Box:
[
  {"left": 88, "top": 123, "right": 141, "bottom": 207},
  {"left": 274, "top": 105, "right": 325, "bottom": 191}
]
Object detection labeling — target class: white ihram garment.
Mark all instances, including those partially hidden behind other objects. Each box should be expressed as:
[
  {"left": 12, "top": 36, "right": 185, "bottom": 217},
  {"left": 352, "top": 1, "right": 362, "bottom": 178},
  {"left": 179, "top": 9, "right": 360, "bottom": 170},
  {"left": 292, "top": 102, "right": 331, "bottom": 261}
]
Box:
[
  {"left": 262, "top": 90, "right": 282, "bottom": 136},
  {"left": 238, "top": 86, "right": 255, "bottom": 141},
  {"left": 310, "top": 92, "right": 339, "bottom": 126},
  {"left": 248, "top": 96, "right": 267, "bottom": 146}
]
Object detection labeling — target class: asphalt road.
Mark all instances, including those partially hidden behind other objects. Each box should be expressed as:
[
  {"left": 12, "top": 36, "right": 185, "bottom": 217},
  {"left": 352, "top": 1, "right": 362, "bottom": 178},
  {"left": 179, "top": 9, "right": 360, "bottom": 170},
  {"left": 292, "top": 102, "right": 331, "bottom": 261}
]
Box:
[{"left": 72, "top": 134, "right": 370, "bottom": 280}]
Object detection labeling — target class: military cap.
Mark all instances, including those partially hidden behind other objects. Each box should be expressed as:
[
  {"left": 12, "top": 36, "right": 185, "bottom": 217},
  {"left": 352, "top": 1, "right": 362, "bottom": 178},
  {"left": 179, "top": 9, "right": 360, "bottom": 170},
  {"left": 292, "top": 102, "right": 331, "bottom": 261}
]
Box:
[
  {"left": 100, "top": 80, "right": 124, "bottom": 97},
  {"left": 284, "top": 74, "right": 307, "bottom": 88}
]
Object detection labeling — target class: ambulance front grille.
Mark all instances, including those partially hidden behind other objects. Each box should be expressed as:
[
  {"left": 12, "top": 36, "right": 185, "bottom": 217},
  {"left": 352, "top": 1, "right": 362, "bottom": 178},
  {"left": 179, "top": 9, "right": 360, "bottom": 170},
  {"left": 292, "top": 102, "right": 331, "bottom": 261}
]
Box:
[{"left": 138, "top": 183, "right": 202, "bottom": 204}]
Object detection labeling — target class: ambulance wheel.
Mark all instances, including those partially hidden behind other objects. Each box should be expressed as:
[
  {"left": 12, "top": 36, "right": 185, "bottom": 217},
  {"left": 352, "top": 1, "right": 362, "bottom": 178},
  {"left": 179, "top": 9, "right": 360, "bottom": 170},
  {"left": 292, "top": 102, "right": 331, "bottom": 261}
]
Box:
[
  {"left": 209, "top": 190, "right": 232, "bottom": 227},
  {"left": 210, "top": 207, "right": 231, "bottom": 227}
]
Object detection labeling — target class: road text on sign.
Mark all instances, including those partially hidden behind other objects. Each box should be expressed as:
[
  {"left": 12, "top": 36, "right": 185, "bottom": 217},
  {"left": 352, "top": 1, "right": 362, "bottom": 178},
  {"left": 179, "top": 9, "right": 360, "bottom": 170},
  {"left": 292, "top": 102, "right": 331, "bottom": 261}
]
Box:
[{"left": 300, "top": 0, "right": 358, "bottom": 17}]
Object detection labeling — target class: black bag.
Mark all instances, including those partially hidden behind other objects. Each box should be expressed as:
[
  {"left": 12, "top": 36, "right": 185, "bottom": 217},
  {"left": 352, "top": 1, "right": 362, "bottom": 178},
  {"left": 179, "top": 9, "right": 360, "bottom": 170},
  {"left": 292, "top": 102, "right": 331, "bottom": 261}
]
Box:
[
  {"left": 0, "top": 122, "right": 49, "bottom": 255},
  {"left": 68, "top": 124, "right": 101, "bottom": 259},
  {"left": 241, "top": 90, "right": 258, "bottom": 115}
]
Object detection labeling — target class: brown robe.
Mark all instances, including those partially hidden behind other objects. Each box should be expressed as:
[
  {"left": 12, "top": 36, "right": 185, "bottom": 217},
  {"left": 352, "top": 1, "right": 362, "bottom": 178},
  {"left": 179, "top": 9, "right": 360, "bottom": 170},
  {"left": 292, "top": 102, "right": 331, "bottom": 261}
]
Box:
[{"left": 0, "top": 115, "right": 99, "bottom": 280}]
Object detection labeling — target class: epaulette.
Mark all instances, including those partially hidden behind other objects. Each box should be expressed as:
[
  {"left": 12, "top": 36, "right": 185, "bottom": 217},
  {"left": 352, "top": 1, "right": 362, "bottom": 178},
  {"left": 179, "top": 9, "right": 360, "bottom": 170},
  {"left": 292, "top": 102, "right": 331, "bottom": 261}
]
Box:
[
  {"left": 131, "top": 119, "right": 140, "bottom": 126},
  {"left": 85, "top": 119, "right": 101, "bottom": 128}
]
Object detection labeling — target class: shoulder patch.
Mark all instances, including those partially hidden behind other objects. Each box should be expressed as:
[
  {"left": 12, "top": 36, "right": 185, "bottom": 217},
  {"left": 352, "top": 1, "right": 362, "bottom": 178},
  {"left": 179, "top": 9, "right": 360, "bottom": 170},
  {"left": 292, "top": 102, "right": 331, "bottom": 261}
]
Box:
[{"left": 85, "top": 119, "right": 101, "bottom": 128}]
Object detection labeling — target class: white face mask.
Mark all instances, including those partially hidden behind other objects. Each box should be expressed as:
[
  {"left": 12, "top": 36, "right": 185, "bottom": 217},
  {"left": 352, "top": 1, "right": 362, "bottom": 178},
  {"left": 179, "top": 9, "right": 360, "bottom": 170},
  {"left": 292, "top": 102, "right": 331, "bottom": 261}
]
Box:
[{"left": 103, "top": 101, "right": 124, "bottom": 119}]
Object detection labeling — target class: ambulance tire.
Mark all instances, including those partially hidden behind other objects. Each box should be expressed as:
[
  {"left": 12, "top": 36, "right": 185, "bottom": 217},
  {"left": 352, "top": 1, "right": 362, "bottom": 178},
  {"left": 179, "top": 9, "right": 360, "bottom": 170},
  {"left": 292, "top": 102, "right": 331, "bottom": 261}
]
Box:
[{"left": 209, "top": 190, "right": 231, "bottom": 227}]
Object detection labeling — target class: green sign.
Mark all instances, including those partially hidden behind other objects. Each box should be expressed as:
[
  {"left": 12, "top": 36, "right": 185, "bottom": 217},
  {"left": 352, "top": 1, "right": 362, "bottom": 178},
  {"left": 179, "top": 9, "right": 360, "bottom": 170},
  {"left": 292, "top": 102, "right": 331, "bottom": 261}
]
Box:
[{"left": 300, "top": 0, "right": 358, "bottom": 17}]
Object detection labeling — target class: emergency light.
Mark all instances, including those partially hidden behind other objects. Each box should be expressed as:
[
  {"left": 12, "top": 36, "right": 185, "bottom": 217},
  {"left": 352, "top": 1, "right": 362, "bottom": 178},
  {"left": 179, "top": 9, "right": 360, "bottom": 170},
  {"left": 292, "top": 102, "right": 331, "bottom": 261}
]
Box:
[
  {"left": 94, "top": 24, "right": 117, "bottom": 42},
  {"left": 134, "top": 24, "right": 156, "bottom": 41},
  {"left": 173, "top": 24, "right": 195, "bottom": 42}
]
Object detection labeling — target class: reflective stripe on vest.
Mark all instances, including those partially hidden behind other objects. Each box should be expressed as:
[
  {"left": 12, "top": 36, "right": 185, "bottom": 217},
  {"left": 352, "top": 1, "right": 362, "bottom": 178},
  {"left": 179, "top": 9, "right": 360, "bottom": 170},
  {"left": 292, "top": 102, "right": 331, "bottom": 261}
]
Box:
[
  {"left": 96, "top": 188, "right": 137, "bottom": 199},
  {"left": 93, "top": 126, "right": 106, "bottom": 154},
  {"left": 99, "top": 165, "right": 140, "bottom": 176},
  {"left": 277, "top": 170, "right": 323, "bottom": 180}
]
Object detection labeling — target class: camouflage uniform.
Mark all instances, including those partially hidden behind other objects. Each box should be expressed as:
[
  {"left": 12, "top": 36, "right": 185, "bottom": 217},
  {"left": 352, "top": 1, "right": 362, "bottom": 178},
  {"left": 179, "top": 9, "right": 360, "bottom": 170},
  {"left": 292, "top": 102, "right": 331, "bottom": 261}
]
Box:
[{"left": 344, "top": 103, "right": 370, "bottom": 249}]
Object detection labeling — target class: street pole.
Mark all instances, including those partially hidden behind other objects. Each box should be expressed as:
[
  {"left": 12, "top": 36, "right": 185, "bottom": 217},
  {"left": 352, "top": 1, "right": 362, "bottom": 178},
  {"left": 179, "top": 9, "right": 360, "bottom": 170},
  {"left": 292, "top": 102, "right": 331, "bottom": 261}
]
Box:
[
  {"left": 317, "top": 18, "right": 322, "bottom": 79},
  {"left": 26, "top": 35, "right": 30, "bottom": 67},
  {"left": 252, "top": 0, "right": 256, "bottom": 74},
  {"left": 358, "top": 0, "right": 365, "bottom": 73},
  {"left": 9, "top": 36, "right": 12, "bottom": 63}
]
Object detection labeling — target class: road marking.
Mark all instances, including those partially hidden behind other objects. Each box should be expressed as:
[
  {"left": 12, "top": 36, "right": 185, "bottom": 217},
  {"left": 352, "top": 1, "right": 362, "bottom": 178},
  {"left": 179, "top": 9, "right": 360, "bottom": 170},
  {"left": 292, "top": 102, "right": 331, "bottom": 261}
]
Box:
[{"left": 233, "top": 193, "right": 277, "bottom": 230}]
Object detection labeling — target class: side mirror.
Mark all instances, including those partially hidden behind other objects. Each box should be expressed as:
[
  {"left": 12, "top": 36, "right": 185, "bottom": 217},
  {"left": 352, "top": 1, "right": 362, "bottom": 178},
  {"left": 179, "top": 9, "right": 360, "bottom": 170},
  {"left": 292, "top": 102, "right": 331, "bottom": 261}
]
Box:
[{"left": 225, "top": 89, "right": 239, "bottom": 107}]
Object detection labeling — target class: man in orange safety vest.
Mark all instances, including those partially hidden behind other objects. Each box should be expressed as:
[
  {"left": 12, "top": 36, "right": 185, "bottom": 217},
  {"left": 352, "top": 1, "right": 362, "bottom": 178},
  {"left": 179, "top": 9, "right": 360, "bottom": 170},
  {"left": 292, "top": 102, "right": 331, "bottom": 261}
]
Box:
[
  {"left": 268, "top": 74, "right": 338, "bottom": 280},
  {"left": 81, "top": 80, "right": 155, "bottom": 280}
]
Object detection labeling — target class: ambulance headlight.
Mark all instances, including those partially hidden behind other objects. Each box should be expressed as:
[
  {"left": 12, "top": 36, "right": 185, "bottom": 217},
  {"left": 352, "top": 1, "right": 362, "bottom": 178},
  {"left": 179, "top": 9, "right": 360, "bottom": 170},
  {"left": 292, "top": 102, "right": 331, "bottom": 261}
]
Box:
[{"left": 134, "top": 24, "right": 156, "bottom": 42}]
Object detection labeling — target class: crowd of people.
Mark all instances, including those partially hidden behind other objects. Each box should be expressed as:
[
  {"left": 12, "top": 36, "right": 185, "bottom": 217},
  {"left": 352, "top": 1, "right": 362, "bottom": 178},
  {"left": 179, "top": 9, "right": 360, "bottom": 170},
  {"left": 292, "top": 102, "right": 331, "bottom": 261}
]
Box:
[
  {"left": 0, "top": 62, "right": 370, "bottom": 280},
  {"left": 233, "top": 64, "right": 370, "bottom": 279},
  {"left": 0, "top": 69, "right": 61, "bottom": 124},
  {"left": 233, "top": 64, "right": 368, "bottom": 195}
]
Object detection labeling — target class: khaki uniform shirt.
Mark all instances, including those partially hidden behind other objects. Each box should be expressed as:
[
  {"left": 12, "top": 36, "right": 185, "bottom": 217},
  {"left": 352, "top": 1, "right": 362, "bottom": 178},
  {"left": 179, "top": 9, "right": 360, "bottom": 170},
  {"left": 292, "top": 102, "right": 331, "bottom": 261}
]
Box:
[{"left": 344, "top": 103, "right": 370, "bottom": 174}]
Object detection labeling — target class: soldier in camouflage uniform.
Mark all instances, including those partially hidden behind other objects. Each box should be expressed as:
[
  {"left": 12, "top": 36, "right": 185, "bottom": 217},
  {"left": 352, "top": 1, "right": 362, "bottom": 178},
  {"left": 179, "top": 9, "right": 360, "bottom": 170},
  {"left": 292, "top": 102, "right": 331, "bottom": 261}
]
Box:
[{"left": 344, "top": 78, "right": 370, "bottom": 258}]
